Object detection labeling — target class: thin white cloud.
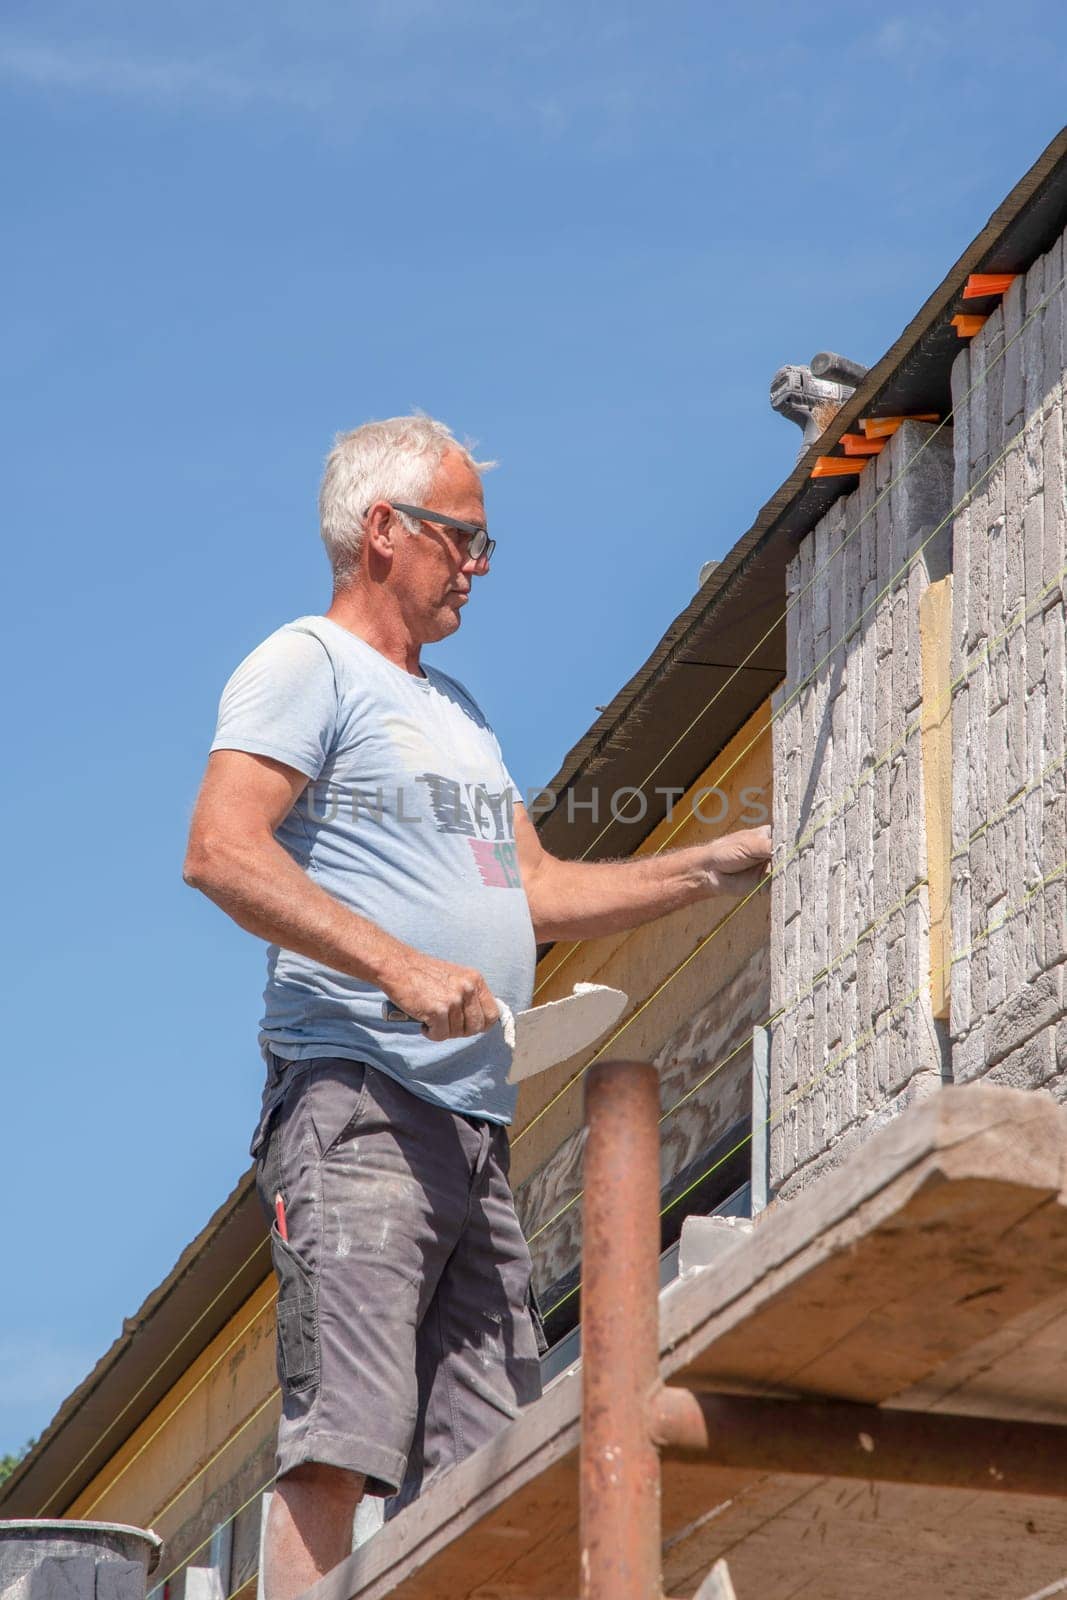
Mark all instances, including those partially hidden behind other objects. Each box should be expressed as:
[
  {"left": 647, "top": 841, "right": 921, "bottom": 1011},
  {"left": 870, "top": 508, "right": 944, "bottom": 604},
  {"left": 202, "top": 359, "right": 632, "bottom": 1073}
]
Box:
[
  {"left": 0, "top": 34, "right": 323, "bottom": 111},
  {"left": 871, "top": 17, "right": 948, "bottom": 63}
]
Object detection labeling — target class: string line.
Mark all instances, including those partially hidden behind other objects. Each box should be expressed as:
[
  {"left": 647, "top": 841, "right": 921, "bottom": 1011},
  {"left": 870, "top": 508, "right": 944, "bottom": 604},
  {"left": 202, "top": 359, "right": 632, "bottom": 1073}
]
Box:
[
  {"left": 148, "top": 1391, "right": 279, "bottom": 1533},
  {"left": 36, "top": 1231, "right": 270, "bottom": 1517},
  {"left": 79, "top": 1292, "right": 277, "bottom": 1518},
  {"left": 149, "top": 1471, "right": 277, "bottom": 1598}
]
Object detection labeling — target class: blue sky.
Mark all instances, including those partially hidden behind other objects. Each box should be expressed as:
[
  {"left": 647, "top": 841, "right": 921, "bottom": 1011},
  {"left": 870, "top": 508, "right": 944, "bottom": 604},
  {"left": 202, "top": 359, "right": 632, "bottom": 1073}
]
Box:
[{"left": 1, "top": 0, "right": 1064, "bottom": 1454}]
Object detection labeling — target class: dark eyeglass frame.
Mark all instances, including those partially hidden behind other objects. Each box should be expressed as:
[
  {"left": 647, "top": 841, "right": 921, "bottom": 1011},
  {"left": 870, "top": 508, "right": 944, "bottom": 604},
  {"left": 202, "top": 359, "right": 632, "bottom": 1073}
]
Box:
[{"left": 387, "top": 502, "right": 496, "bottom": 563}]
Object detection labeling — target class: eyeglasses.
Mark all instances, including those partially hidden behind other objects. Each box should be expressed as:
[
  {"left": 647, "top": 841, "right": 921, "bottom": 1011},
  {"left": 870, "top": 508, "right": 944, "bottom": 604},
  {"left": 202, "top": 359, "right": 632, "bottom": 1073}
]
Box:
[{"left": 387, "top": 502, "right": 496, "bottom": 564}]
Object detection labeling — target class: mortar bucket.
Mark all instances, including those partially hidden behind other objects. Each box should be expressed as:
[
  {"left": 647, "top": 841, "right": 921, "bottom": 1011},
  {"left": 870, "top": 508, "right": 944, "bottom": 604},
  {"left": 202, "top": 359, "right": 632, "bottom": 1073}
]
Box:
[{"left": 0, "top": 1520, "right": 163, "bottom": 1599}]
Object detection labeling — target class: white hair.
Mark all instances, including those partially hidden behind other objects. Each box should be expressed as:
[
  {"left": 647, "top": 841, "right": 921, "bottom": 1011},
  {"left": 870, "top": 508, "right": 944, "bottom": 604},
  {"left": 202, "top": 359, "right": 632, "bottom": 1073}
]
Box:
[{"left": 318, "top": 414, "right": 493, "bottom": 586}]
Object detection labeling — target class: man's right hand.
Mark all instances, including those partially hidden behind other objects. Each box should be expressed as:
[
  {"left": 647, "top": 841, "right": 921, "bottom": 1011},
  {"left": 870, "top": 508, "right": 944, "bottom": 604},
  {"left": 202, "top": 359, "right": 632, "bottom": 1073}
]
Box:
[{"left": 381, "top": 954, "right": 499, "bottom": 1042}]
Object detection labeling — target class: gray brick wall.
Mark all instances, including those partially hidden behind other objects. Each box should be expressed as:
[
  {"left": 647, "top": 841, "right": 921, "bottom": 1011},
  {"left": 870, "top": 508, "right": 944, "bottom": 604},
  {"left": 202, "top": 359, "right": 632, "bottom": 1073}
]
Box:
[
  {"left": 950, "top": 225, "right": 1067, "bottom": 1090},
  {"left": 770, "top": 420, "right": 953, "bottom": 1196},
  {"left": 771, "top": 219, "right": 1067, "bottom": 1196}
]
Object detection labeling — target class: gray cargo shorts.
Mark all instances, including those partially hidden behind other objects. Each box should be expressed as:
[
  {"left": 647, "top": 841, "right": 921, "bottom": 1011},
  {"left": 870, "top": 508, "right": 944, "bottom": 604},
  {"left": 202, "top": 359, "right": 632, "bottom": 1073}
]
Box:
[{"left": 253, "top": 1055, "right": 544, "bottom": 1501}]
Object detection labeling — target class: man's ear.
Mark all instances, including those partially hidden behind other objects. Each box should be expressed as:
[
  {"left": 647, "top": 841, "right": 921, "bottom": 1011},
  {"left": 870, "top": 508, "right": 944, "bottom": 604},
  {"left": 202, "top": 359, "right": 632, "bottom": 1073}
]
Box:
[{"left": 363, "top": 501, "right": 395, "bottom": 560}]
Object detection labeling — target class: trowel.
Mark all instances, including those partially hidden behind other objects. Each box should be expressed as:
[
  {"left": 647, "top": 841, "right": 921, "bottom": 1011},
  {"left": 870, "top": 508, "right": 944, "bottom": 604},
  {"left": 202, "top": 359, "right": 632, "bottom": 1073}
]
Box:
[{"left": 382, "top": 982, "right": 629, "bottom": 1083}]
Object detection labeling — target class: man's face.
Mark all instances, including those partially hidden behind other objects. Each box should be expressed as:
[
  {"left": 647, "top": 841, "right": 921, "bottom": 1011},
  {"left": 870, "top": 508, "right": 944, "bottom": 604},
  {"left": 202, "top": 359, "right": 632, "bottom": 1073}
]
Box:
[{"left": 390, "top": 450, "right": 489, "bottom": 643}]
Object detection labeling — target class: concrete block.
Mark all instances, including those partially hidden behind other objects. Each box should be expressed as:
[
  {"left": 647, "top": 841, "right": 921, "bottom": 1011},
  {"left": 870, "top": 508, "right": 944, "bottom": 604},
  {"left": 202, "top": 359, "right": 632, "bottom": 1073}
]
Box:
[
  {"left": 953, "top": 1023, "right": 988, "bottom": 1084},
  {"left": 678, "top": 1213, "right": 754, "bottom": 1275},
  {"left": 812, "top": 507, "right": 832, "bottom": 656},
  {"left": 967, "top": 652, "right": 990, "bottom": 832},
  {"left": 768, "top": 1108, "right": 791, "bottom": 1188},
  {"left": 986, "top": 890, "right": 1010, "bottom": 1012},
  {"left": 968, "top": 481, "right": 991, "bottom": 652},
  {"left": 1043, "top": 875, "right": 1067, "bottom": 974},
  {"left": 796, "top": 532, "right": 814, "bottom": 682},
  {"left": 811, "top": 974, "right": 828, "bottom": 1108},
  {"left": 986, "top": 1024, "right": 1058, "bottom": 1091},
  {"left": 827, "top": 500, "right": 848, "bottom": 662},
  {"left": 1023, "top": 249, "right": 1048, "bottom": 428},
  {"left": 1041, "top": 232, "right": 1065, "bottom": 401},
  {"left": 897, "top": 998, "right": 936, "bottom": 1082},
  {"left": 969, "top": 330, "right": 990, "bottom": 475},
  {"left": 843, "top": 498, "right": 863, "bottom": 647},
  {"left": 949, "top": 869, "right": 972, "bottom": 1036},
  {"left": 1041, "top": 398, "right": 1065, "bottom": 602},
  {"left": 987, "top": 960, "right": 1064, "bottom": 1065},
  {"left": 785, "top": 552, "right": 801, "bottom": 672},
  {"left": 1002, "top": 275, "right": 1025, "bottom": 432},
  {"left": 951, "top": 343, "right": 971, "bottom": 476}
]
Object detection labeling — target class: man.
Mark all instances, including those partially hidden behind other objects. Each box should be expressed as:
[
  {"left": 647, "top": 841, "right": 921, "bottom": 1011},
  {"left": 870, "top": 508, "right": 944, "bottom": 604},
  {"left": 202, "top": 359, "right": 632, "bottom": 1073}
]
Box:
[{"left": 184, "top": 415, "right": 771, "bottom": 1600}]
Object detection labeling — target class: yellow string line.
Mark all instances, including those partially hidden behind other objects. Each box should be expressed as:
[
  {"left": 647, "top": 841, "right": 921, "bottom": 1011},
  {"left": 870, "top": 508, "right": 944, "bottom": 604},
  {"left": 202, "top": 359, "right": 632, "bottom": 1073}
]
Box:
[
  {"left": 775, "top": 548, "right": 1067, "bottom": 910},
  {"left": 529, "top": 737, "right": 1067, "bottom": 1253},
  {"left": 517, "top": 885, "right": 766, "bottom": 1148},
  {"left": 518, "top": 435, "right": 1067, "bottom": 1144},
  {"left": 36, "top": 1231, "right": 271, "bottom": 1517},
  {"left": 79, "top": 1292, "right": 277, "bottom": 1518},
  {"left": 539, "top": 853, "right": 1067, "bottom": 1324},
  {"left": 530, "top": 268, "right": 1064, "bottom": 1004},
  {"left": 149, "top": 1471, "right": 277, "bottom": 1597}
]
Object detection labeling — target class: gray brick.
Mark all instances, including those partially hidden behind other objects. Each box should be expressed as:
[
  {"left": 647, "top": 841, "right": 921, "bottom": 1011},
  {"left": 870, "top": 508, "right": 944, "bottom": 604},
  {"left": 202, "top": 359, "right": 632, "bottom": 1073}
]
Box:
[
  {"left": 953, "top": 1022, "right": 988, "bottom": 1084},
  {"left": 985, "top": 305, "right": 1007, "bottom": 454},
  {"left": 1023, "top": 249, "right": 1048, "bottom": 433},
  {"left": 949, "top": 868, "right": 972, "bottom": 1035},
  {"left": 967, "top": 474, "right": 990, "bottom": 652},
  {"left": 986, "top": 1024, "right": 1058, "bottom": 1091},
  {"left": 969, "top": 325, "right": 990, "bottom": 475},
  {"left": 986, "top": 960, "right": 1064, "bottom": 1065},
  {"left": 796, "top": 530, "right": 814, "bottom": 681},
  {"left": 1002, "top": 275, "right": 1025, "bottom": 433},
  {"left": 1041, "top": 398, "right": 1065, "bottom": 603},
  {"left": 1041, "top": 234, "right": 1065, "bottom": 402}
]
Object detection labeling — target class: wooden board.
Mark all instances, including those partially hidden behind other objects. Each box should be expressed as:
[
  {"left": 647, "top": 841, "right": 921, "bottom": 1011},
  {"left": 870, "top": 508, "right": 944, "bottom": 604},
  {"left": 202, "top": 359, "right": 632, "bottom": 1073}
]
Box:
[{"left": 304, "top": 1086, "right": 1067, "bottom": 1600}]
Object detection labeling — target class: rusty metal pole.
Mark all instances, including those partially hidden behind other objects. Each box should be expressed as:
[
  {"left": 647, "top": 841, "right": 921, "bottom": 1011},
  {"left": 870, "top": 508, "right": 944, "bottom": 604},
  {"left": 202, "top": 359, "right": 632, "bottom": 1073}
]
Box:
[{"left": 580, "top": 1059, "right": 663, "bottom": 1600}]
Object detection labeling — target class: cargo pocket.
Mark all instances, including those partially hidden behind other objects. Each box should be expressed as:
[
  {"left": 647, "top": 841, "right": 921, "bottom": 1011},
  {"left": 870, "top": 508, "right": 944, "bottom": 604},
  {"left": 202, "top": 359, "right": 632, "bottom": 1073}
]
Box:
[{"left": 271, "top": 1227, "right": 320, "bottom": 1393}]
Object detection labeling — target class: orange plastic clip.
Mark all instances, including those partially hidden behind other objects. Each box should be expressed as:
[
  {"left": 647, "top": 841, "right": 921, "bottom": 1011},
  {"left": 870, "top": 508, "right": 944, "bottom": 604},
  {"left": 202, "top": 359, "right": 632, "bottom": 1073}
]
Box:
[
  {"left": 952, "top": 314, "right": 988, "bottom": 338},
  {"left": 963, "top": 273, "right": 1017, "bottom": 300},
  {"left": 859, "top": 414, "right": 940, "bottom": 439},
  {"left": 811, "top": 457, "right": 868, "bottom": 479},
  {"left": 840, "top": 433, "right": 885, "bottom": 456}
]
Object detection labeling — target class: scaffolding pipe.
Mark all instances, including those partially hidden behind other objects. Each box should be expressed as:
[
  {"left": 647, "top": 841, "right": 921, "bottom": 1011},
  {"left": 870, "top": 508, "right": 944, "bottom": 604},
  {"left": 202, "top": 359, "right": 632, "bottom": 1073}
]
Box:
[{"left": 579, "top": 1060, "right": 662, "bottom": 1600}]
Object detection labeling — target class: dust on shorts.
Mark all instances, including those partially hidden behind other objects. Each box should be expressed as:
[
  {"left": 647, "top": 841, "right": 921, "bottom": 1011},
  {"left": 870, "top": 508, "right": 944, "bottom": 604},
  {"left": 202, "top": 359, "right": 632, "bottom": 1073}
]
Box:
[{"left": 253, "top": 1055, "right": 544, "bottom": 1500}]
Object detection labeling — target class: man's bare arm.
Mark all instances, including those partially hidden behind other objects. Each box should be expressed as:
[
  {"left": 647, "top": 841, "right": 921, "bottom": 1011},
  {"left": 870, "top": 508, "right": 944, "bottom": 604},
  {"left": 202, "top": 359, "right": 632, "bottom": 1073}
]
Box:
[
  {"left": 183, "top": 750, "right": 498, "bottom": 1039},
  {"left": 512, "top": 805, "right": 771, "bottom": 943}
]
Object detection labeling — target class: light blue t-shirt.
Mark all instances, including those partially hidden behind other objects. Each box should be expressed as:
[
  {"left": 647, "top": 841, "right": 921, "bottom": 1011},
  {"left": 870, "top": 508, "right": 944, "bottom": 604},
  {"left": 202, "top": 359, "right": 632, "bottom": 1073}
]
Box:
[{"left": 210, "top": 615, "right": 536, "bottom": 1127}]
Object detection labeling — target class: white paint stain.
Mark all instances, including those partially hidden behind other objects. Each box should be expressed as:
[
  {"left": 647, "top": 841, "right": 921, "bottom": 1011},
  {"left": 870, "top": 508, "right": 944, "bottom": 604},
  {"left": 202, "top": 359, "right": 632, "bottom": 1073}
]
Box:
[{"left": 331, "top": 1205, "right": 352, "bottom": 1258}]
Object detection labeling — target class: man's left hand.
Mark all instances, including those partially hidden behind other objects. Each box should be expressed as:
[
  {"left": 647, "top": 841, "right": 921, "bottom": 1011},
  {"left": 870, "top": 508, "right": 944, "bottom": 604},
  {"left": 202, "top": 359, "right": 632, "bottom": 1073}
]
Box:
[{"left": 697, "top": 825, "right": 773, "bottom": 897}]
